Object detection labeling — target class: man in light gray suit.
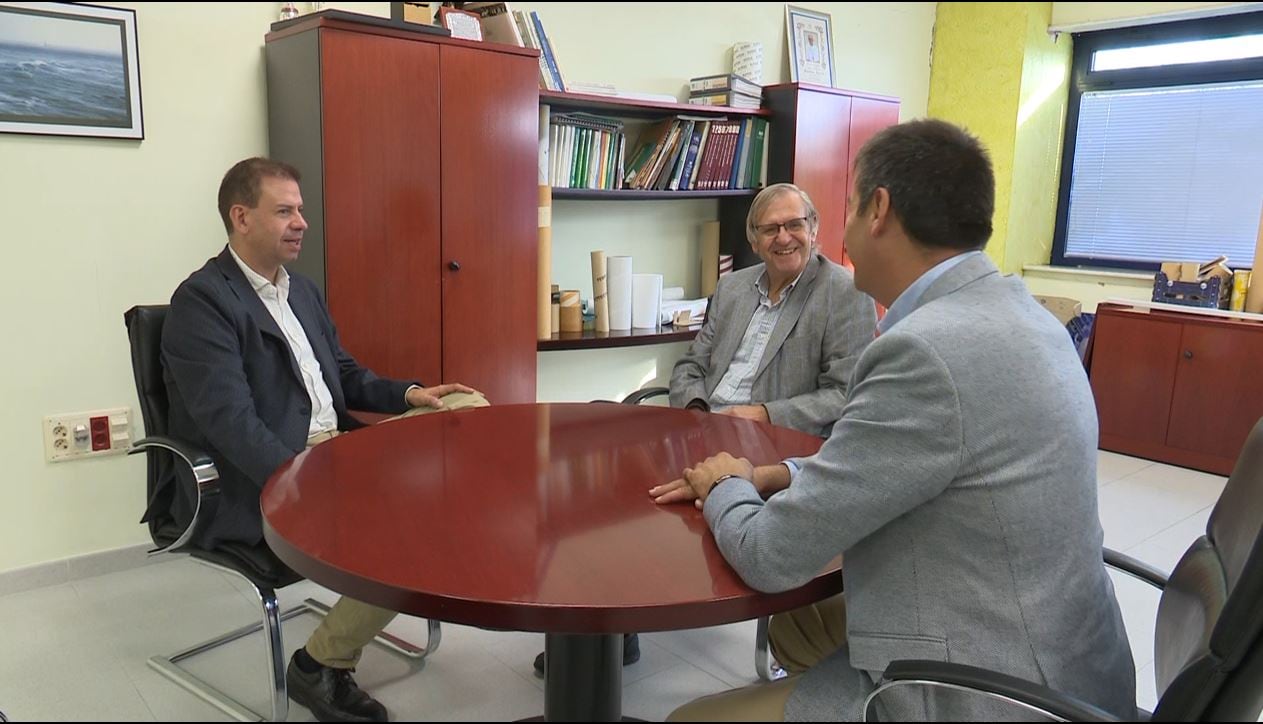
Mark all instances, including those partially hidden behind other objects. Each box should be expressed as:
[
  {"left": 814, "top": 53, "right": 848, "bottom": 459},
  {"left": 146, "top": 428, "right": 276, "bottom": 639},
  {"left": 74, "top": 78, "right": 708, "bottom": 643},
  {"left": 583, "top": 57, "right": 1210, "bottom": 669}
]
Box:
[
  {"left": 670, "top": 183, "right": 878, "bottom": 437},
  {"left": 533, "top": 184, "right": 877, "bottom": 679},
  {"left": 653, "top": 119, "right": 1136, "bottom": 721}
]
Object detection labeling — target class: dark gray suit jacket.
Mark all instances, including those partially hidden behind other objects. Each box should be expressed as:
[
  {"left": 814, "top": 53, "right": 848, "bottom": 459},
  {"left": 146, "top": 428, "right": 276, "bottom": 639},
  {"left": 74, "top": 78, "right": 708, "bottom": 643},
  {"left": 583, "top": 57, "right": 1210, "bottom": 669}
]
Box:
[
  {"left": 669, "top": 253, "right": 877, "bottom": 436},
  {"left": 160, "top": 248, "right": 415, "bottom": 549},
  {"left": 704, "top": 254, "right": 1136, "bottom": 720}
]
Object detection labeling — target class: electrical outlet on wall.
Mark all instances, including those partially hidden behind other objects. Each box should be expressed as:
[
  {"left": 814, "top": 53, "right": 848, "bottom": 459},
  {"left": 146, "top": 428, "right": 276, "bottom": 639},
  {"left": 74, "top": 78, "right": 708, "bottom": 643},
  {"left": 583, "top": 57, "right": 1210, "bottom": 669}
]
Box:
[{"left": 44, "top": 408, "right": 133, "bottom": 463}]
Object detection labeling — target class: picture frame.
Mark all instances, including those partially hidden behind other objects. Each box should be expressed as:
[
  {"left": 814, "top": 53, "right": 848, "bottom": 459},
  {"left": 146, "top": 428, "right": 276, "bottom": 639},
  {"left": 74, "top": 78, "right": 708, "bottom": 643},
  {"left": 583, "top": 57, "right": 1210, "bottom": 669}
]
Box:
[
  {"left": 0, "top": 2, "right": 144, "bottom": 139},
  {"left": 785, "top": 5, "right": 835, "bottom": 87},
  {"left": 437, "top": 6, "right": 482, "bottom": 41}
]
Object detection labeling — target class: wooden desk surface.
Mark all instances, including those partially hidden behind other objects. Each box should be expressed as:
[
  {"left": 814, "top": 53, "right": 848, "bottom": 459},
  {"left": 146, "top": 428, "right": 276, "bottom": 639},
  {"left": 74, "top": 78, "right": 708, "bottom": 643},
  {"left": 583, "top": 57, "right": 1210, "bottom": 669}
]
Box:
[{"left": 262, "top": 403, "right": 838, "bottom": 633}]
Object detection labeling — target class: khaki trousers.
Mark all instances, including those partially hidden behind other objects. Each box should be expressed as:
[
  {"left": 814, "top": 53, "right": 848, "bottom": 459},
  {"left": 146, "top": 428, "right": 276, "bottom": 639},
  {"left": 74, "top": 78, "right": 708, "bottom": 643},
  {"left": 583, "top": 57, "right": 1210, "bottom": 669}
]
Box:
[
  {"left": 667, "top": 593, "right": 848, "bottom": 721},
  {"left": 303, "top": 390, "right": 490, "bottom": 668}
]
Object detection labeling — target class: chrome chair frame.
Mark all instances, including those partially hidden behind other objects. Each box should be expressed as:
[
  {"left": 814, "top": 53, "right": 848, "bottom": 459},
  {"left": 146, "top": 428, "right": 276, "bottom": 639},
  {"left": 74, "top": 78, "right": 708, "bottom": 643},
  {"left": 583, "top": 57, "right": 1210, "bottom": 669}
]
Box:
[{"left": 125, "top": 305, "right": 440, "bottom": 722}]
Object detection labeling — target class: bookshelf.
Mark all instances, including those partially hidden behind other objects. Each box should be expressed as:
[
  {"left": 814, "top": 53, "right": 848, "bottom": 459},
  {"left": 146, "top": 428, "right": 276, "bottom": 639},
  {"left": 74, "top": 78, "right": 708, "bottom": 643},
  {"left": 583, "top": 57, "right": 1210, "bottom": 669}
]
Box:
[{"left": 537, "top": 84, "right": 899, "bottom": 352}]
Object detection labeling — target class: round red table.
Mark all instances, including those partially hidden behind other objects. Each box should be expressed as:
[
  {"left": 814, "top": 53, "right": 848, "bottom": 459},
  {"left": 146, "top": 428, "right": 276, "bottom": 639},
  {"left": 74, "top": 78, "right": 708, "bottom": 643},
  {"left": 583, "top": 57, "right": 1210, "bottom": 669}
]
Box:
[{"left": 262, "top": 403, "right": 840, "bottom": 721}]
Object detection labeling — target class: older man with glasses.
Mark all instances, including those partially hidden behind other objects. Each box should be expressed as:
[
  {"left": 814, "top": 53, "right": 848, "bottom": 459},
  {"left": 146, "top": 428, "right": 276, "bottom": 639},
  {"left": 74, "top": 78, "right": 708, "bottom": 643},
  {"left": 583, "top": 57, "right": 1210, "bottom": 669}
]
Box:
[{"left": 668, "top": 182, "right": 878, "bottom": 437}]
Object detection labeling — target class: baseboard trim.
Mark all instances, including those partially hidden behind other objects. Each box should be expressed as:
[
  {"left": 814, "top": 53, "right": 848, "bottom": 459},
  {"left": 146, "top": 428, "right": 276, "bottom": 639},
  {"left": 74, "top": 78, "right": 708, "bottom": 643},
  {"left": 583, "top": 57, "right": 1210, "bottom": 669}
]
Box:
[{"left": 0, "top": 542, "right": 157, "bottom": 597}]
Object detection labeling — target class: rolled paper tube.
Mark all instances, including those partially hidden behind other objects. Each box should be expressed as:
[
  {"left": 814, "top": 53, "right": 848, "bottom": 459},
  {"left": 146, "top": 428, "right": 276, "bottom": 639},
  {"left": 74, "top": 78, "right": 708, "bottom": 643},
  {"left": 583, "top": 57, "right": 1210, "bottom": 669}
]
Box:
[
  {"left": 537, "top": 185, "right": 553, "bottom": 339},
  {"left": 559, "top": 290, "right": 582, "bottom": 332},
  {"left": 632, "top": 273, "right": 663, "bottom": 330},
  {"left": 1246, "top": 203, "right": 1263, "bottom": 313},
  {"left": 607, "top": 256, "right": 633, "bottom": 330},
  {"left": 700, "top": 221, "right": 720, "bottom": 297},
  {"left": 551, "top": 284, "right": 560, "bottom": 334},
  {"left": 591, "top": 250, "right": 609, "bottom": 333}
]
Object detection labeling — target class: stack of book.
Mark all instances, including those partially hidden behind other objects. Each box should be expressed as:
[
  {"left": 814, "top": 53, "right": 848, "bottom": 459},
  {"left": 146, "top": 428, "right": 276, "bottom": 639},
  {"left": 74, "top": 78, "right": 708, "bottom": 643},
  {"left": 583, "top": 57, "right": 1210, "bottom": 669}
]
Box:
[
  {"left": 463, "top": 3, "right": 567, "bottom": 92},
  {"left": 546, "top": 112, "right": 626, "bottom": 190},
  {"left": 687, "top": 73, "right": 762, "bottom": 110},
  {"left": 622, "top": 114, "right": 768, "bottom": 191}
]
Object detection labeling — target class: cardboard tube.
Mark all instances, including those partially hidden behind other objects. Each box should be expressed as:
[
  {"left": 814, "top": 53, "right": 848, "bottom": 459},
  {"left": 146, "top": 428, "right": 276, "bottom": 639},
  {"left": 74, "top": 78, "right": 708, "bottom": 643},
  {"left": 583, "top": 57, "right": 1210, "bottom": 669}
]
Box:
[
  {"left": 1246, "top": 202, "right": 1263, "bottom": 314},
  {"left": 559, "top": 290, "right": 582, "bottom": 332},
  {"left": 700, "top": 221, "right": 720, "bottom": 297},
  {"left": 537, "top": 185, "right": 553, "bottom": 339},
  {"left": 591, "top": 250, "right": 609, "bottom": 333}
]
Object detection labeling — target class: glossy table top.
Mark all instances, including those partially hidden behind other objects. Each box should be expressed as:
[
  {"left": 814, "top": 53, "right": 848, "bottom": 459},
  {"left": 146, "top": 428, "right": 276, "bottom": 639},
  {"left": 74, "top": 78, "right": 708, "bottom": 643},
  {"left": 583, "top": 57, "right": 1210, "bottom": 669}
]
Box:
[{"left": 262, "top": 403, "right": 838, "bottom": 633}]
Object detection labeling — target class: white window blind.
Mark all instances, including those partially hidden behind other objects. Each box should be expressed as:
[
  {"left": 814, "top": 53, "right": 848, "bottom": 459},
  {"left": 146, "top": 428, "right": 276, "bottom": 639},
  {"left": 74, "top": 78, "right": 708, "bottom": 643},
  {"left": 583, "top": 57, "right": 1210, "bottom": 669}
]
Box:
[{"left": 1064, "top": 80, "right": 1263, "bottom": 266}]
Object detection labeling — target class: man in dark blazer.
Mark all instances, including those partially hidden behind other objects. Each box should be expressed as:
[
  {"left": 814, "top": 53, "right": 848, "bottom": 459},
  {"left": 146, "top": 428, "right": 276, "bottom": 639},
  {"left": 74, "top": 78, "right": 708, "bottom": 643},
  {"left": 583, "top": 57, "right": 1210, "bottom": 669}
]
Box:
[
  {"left": 657, "top": 121, "right": 1135, "bottom": 721},
  {"left": 670, "top": 183, "right": 877, "bottom": 437},
  {"left": 162, "top": 157, "right": 482, "bottom": 723}
]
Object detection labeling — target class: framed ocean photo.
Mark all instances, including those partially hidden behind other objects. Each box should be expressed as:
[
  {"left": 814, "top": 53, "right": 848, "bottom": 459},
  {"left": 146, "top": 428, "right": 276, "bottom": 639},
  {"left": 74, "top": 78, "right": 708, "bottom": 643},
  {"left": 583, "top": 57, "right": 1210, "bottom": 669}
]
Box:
[{"left": 0, "top": 2, "right": 143, "bottom": 139}]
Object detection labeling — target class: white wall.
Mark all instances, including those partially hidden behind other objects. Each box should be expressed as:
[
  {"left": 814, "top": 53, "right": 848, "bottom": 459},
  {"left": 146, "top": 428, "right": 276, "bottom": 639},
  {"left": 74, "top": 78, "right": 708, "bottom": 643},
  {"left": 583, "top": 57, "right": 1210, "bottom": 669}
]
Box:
[
  {"left": 0, "top": 1, "right": 935, "bottom": 573},
  {"left": 1050, "top": 1, "right": 1261, "bottom": 31}
]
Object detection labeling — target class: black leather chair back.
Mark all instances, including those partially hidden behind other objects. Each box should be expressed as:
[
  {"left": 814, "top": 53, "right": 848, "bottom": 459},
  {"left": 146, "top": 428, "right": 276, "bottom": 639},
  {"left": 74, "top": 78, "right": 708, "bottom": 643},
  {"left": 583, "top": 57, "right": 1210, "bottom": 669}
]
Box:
[
  {"left": 124, "top": 304, "right": 301, "bottom": 590},
  {"left": 1152, "top": 417, "right": 1263, "bottom": 721},
  {"left": 124, "top": 305, "right": 181, "bottom": 545}
]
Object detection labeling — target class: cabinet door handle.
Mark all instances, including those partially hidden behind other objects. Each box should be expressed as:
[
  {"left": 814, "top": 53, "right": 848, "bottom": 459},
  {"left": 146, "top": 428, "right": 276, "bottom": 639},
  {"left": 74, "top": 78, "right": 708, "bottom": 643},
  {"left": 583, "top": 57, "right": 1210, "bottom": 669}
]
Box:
[
  {"left": 1183, "top": 350, "right": 1193, "bottom": 360},
  {"left": 448, "top": 261, "right": 461, "bottom": 271}
]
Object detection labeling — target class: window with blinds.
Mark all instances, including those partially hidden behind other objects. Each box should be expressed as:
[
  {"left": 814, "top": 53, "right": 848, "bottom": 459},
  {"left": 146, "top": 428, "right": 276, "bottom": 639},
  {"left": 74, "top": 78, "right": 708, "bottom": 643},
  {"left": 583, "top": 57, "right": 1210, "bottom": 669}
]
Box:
[
  {"left": 1053, "top": 12, "right": 1263, "bottom": 270},
  {"left": 1063, "top": 80, "right": 1263, "bottom": 266}
]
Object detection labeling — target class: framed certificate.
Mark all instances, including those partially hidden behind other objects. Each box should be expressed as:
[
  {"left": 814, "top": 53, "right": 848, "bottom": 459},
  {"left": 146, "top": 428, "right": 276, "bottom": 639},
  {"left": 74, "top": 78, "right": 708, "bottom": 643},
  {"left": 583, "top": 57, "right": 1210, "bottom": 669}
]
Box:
[
  {"left": 438, "top": 6, "right": 482, "bottom": 41},
  {"left": 786, "top": 5, "right": 835, "bottom": 87}
]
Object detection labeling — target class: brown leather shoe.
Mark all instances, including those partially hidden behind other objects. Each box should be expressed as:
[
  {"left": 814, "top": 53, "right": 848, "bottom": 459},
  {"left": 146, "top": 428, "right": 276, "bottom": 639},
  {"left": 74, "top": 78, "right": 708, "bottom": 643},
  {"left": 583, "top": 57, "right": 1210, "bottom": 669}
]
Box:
[{"left": 286, "top": 652, "right": 388, "bottom": 722}]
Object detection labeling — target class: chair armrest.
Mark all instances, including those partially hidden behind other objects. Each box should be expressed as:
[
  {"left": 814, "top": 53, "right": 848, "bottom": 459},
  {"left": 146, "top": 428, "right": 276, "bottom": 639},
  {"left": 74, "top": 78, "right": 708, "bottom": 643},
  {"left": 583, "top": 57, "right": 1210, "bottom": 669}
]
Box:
[
  {"left": 1104, "top": 547, "right": 1168, "bottom": 590},
  {"left": 129, "top": 436, "right": 220, "bottom": 555},
  {"left": 621, "top": 387, "right": 670, "bottom": 406},
  {"left": 867, "top": 660, "right": 1121, "bottom": 722}
]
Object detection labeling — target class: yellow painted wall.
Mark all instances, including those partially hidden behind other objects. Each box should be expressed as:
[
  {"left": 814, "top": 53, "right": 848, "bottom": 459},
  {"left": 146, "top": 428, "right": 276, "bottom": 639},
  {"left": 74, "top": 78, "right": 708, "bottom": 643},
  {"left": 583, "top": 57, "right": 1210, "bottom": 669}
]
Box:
[
  {"left": 1006, "top": 4, "right": 1073, "bottom": 272},
  {"left": 928, "top": 3, "right": 1026, "bottom": 271},
  {"left": 928, "top": 2, "right": 1071, "bottom": 274},
  {"left": 0, "top": 2, "right": 936, "bottom": 573}
]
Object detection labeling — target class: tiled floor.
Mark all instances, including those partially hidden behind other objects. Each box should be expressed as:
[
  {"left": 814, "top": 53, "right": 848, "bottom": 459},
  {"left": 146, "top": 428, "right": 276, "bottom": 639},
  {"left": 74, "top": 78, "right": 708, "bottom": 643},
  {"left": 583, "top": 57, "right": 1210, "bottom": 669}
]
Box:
[{"left": 0, "top": 451, "right": 1230, "bottom": 721}]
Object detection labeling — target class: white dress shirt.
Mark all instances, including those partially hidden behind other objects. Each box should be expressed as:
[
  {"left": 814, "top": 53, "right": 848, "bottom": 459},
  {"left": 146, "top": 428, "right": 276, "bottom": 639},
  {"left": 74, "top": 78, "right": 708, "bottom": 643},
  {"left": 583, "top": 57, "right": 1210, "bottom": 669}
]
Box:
[{"left": 228, "top": 246, "right": 338, "bottom": 436}]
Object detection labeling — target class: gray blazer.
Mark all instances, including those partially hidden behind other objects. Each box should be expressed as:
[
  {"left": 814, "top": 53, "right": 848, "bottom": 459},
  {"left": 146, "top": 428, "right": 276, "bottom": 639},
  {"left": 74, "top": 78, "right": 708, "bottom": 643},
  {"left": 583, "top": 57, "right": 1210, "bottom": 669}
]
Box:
[
  {"left": 704, "top": 254, "right": 1136, "bottom": 720},
  {"left": 669, "top": 253, "right": 877, "bottom": 436}
]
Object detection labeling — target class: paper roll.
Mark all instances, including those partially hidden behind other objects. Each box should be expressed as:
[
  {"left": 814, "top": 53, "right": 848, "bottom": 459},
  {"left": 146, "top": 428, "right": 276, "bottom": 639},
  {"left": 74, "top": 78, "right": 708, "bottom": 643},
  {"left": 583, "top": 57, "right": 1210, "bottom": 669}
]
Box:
[
  {"left": 1246, "top": 202, "right": 1263, "bottom": 314},
  {"left": 632, "top": 273, "right": 663, "bottom": 330},
  {"left": 591, "top": 251, "right": 610, "bottom": 333},
  {"left": 559, "top": 290, "right": 582, "bottom": 332},
  {"left": 551, "top": 284, "right": 560, "bottom": 334},
  {"left": 537, "top": 186, "right": 553, "bottom": 339},
  {"left": 608, "top": 256, "right": 633, "bottom": 330},
  {"left": 701, "top": 221, "right": 720, "bottom": 296},
  {"left": 719, "top": 254, "right": 734, "bottom": 277},
  {"left": 662, "top": 286, "right": 685, "bottom": 302}
]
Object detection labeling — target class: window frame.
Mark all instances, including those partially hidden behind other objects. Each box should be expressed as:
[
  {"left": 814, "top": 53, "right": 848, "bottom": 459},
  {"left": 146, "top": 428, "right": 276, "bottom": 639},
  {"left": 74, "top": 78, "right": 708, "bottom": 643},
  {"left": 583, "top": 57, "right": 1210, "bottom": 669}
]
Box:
[{"left": 1051, "top": 12, "right": 1263, "bottom": 271}]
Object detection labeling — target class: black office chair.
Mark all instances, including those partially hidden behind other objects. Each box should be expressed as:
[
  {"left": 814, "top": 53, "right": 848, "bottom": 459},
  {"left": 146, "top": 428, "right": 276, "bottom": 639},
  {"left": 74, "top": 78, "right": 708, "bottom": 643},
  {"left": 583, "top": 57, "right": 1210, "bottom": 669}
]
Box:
[
  {"left": 124, "top": 305, "right": 439, "bottom": 721},
  {"left": 618, "top": 386, "right": 781, "bottom": 682},
  {"left": 863, "top": 416, "right": 1263, "bottom": 721}
]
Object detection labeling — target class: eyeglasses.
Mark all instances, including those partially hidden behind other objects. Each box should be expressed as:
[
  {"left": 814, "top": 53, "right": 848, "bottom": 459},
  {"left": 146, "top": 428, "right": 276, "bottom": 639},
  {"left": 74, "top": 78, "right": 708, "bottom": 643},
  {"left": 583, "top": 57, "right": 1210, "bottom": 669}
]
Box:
[{"left": 755, "top": 216, "right": 811, "bottom": 239}]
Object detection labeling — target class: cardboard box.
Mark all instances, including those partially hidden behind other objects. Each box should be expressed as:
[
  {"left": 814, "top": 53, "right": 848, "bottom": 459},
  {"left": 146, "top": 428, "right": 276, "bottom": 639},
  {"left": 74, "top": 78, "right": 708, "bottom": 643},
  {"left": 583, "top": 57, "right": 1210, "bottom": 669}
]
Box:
[
  {"left": 1160, "top": 261, "right": 1202, "bottom": 282},
  {"left": 1034, "top": 295, "right": 1082, "bottom": 326}
]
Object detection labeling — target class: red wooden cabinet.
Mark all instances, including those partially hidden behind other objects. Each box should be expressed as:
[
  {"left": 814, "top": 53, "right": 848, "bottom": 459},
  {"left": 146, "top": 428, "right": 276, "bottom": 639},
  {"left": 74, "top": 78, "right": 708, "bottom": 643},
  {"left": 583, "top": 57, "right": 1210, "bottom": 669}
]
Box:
[
  {"left": 1089, "top": 303, "right": 1263, "bottom": 475},
  {"left": 266, "top": 18, "right": 539, "bottom": 404}
]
